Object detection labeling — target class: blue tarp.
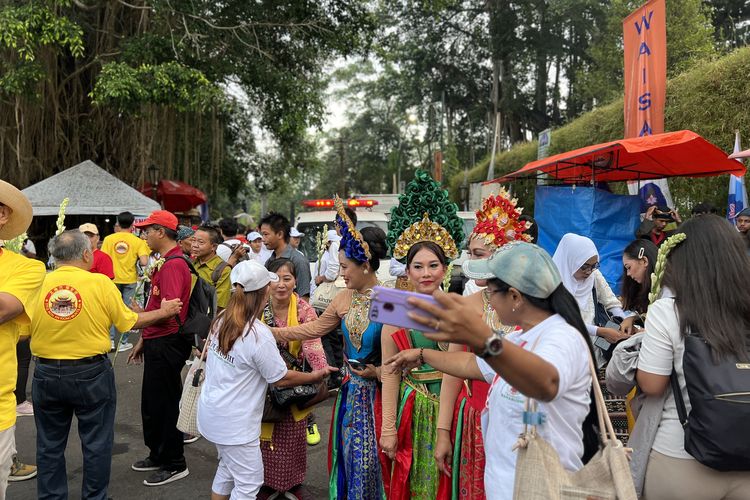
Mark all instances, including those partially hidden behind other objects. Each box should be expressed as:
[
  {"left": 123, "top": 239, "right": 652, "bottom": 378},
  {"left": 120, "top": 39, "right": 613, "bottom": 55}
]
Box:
[{"left": 534, "top": 186, "right": 641, "bottom": 293}]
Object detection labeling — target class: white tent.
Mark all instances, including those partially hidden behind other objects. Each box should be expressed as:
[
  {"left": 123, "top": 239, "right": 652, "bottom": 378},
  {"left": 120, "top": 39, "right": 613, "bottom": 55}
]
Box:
[{"left": 22, "top": 160, "right": 160, "bottom": 216}]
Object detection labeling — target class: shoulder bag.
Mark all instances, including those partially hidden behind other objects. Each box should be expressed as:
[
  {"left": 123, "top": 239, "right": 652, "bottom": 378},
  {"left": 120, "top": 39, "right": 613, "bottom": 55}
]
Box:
[
  {"left": 512, "top": 353, "right": 637, "bottom": 500},
  {"left": 176, "top": 332, "right": 211, "bottom": 435}
]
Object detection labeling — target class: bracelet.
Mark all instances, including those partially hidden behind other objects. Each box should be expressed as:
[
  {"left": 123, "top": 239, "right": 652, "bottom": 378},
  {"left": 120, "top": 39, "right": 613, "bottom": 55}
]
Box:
[
  {"left": 418, "top": 347, "right": 425, "bottom": 366},
  {"left": 436, "top": 426, "right": 451, "bottom": 433}
]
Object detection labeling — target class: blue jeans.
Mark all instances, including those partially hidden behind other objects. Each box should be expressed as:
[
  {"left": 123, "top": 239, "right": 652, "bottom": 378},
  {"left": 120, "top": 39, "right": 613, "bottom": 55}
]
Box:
[
  {"left": 110, "top": 283, "right": 136, "bottom": 343},
  {"left": 32, "top": 359, "right": 116, "bottom": 500}
]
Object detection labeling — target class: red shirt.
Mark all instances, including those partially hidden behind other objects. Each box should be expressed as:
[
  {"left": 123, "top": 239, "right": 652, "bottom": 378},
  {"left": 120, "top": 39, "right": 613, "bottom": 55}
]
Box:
[
  {"left": 142, "top": 246, "right": 191, "bottom": 339},
  {"left": 91, "top": 249, "right": 115, "bottom": 280}
]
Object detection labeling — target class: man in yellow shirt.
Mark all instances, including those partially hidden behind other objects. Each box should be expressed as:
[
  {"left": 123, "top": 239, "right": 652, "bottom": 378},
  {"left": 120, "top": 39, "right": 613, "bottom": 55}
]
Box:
[
  {"left": 100, "top": 211, "right": 150, "bottom": 352},
  {"left": 30, "top": 230, "right": 182, "bottom": 500},
  {"left": 191, "top": 225, "right": 231, "bottom": 309},
  {"left": 0, "top": 180, "right": 46, "bottom": 498}
]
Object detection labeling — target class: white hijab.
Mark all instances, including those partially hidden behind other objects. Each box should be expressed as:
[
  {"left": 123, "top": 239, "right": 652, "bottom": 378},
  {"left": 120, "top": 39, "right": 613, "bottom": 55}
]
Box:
[{"left": 552, "top": 233, "right": 599, "bottom": 310}]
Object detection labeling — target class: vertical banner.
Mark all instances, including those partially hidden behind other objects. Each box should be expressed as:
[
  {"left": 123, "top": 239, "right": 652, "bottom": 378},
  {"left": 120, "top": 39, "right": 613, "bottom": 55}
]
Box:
[
  {"left": 623, "top": 0, "right": 672, "bottom": 208},
  {"left": 728, "top": 131, "right": 748, "bottom": 223},
  {"left": 537, "top": 128, "right": 551, "bottom": 185}
]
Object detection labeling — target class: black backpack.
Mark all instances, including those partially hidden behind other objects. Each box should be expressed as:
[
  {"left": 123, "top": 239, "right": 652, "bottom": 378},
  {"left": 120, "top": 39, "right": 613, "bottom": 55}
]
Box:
[
  {"left": 164, "top": 256, "right": 217, "bottom": 346},
  {"left": 671, "top": 333, "right": 750, "bottom": 471}
]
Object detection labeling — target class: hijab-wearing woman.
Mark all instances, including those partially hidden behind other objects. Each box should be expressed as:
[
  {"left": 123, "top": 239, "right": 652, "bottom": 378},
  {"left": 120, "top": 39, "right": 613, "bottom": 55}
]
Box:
[
  {"left": 552, "top": 233, "right": 630, "bottom": 353},
  {"left": 385, "top": 242, "right": 594, "bottom": 500},
  {"left": 270, "top": 197, "right": 389, "bottom": 500},
  {"left": 197, "top": 261, "right": 334, "bottom": 500},
  {"left": 436, "top": 191, "right": 531, "bottom": 499},
  {"left": 259, "top": 258, "right": 328, "bottom": 498}
]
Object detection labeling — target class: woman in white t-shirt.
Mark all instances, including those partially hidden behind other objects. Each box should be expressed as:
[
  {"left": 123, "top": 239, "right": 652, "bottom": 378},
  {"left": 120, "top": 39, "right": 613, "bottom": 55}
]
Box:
[
  {"left": 385, "top": 242, "right": 595, "bottom": 500},
  {"left": 197, "top": 260, "right": 335, "bottom": 500},
  {"left": 636, "top": 215, "right": 750, "bottom": 500}
]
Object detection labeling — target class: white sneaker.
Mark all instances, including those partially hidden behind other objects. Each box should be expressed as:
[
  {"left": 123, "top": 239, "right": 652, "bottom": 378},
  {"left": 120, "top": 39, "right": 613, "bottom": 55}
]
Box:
[
  {"left": 16, "top": 401, "right": 33, "bottom": 417},
  {"left": 117, "top": 342, "right": 133, "bottom": 352},
  {"left": 110, "top": 340, "right": 116, "bottom": 352}
]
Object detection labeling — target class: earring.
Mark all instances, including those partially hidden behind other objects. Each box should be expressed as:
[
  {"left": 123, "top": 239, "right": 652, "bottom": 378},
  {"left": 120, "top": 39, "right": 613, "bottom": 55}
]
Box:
[
  {"left": 364, "top": 268, "right": 369, "bottom": 275},
  {"left": 512, "top": 307, "right": 516, "bottom": 313}
]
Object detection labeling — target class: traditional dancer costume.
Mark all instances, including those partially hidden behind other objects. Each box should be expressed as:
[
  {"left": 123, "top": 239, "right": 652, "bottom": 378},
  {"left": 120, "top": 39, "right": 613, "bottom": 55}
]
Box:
[
  {"left": 381, "top": 171, "right": 466, "bottom": 500},
  {"left": 272, "top": 196, "right": 385, "bottom": 500},
  {"left": 438, "top": 189, "right": 532, "bottom": 499}
]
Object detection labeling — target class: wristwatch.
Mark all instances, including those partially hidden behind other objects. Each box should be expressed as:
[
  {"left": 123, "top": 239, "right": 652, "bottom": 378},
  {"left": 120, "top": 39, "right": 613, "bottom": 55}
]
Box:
[{"left": 477, "top": 330, "right": 504, "bottom": 359}]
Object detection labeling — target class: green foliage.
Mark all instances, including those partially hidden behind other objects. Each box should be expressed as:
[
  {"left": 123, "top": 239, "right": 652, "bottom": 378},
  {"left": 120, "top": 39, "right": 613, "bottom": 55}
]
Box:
[
  {"left": 450, "top": 47, "right": 750, "bottom": 215},
  {"left": 90, "top": 62, "right": 222, "bottom": 113},
  {"left": 0, "top": 3, "right": 83, "bottom": 95}
]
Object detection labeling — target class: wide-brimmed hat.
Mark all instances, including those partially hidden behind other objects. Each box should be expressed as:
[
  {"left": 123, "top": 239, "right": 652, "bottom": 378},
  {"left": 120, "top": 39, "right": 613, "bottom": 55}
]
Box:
[{"left": 0, "top": 180, "right": 33, "bottom": 239}]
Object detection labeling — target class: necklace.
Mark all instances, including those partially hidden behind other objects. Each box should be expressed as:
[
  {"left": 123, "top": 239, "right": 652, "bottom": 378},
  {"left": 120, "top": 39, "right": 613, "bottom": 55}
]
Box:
[{"left": 345, "top": 288, "right": 373, "bottom": 351}]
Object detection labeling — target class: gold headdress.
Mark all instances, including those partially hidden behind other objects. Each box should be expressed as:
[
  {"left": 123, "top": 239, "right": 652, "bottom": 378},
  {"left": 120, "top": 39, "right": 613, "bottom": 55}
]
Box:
[{"left": 393, "top": 213, "right": 459, "bottom": 261}]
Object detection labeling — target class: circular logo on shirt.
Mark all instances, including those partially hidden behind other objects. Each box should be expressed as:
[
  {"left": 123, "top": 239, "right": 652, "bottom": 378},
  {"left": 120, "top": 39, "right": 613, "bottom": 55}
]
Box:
[
  {"left": 44, "top": 285, "right": 83, "bottom": 321},
  {"left": 115, "top": 241, "right": 130, "bottom": 254}
]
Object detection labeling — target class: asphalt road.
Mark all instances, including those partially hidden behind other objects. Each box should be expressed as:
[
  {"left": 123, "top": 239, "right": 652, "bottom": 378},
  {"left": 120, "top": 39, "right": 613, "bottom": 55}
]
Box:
[{"left": 10, "top": 336, "right": 333, "bottom": 500}]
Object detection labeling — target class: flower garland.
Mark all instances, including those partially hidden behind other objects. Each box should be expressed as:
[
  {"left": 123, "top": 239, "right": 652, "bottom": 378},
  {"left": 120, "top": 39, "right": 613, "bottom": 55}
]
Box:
[
  {"left": 55, "top": 198, "right": 70, "bottom": 236},
  {"left": 648, "top": 233, "right": 687, "bottom": 304}
]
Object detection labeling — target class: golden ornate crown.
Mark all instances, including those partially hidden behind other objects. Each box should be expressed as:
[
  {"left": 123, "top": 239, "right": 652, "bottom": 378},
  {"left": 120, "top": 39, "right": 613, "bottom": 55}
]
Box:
[
  {"left": 394, "top": 213, "right": 459, "bottom": 260},
  {"left": 472, "top": 187, "right": 531, "bottom": 249}
]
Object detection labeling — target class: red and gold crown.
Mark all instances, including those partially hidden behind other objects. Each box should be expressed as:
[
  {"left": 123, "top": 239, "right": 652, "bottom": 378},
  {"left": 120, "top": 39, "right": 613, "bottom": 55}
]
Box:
[{"left": 471, "top": 187, "right": 531, "bottom": 249}]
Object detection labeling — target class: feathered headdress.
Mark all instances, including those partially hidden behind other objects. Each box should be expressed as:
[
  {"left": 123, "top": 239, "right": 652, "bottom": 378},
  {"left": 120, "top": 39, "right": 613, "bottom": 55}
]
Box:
[
  {"left": 335, "top": 195, "right": 371, "bottom": 262},
  {"left": 471, "top": 188, "right": 531, "bottom": 249},
  {"left": 386, "top": 170, "right": 464, "bottom": 262}
]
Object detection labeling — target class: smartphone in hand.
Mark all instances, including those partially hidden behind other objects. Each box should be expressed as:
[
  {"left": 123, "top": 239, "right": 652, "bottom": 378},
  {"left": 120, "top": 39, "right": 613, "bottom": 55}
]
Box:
[
  {"left": 347, "top": 359, "right": 368, "bottom": 371},
  {"left": 369, "top": 286, "right": 440, "bottom": 333}
]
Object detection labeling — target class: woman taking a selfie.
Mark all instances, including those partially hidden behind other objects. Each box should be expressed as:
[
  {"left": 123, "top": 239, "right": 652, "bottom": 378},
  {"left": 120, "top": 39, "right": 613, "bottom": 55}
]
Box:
[
  {"left": 260, "top": 258, "right": 328, "bottom": 498},
  {"left": 270, "top": 197, "right": 389, "bottom": 500},
  {"left": 385, "top": 243, "right": 594, "bottom": 500},
  {"left": 197, "top": 260, "right": 334, "bottom": 499},
  {"left": 435, "top": 190, "right": 531, "bottom": 499}
]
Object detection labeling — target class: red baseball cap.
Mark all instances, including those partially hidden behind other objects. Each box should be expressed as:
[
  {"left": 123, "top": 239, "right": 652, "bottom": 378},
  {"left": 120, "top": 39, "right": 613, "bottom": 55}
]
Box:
[{"left": 134, "top": 210, "right": 179, "bottom": 231}]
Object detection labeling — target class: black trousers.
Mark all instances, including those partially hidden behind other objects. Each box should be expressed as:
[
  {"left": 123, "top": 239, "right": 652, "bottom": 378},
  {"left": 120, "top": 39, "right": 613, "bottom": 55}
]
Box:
[
  {"left": 16, "top": 337, "right": 32, "bottom": 404},
  {"left": 141, "top": 334, "right": 191, "bottom": 471},
  {"left": 33, "top": 359, "right": 116, "bottom": 500}
]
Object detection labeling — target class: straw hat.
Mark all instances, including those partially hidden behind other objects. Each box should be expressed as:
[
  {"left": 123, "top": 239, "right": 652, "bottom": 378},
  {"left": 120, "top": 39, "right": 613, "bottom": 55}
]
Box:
[{"left": 0, "top": 180, "right": 33, "bottom": 239}]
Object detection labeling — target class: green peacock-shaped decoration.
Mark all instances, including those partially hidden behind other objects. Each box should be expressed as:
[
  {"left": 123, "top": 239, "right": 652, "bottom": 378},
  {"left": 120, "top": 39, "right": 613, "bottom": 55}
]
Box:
[{"left": 386, "top": 169, "right": 464, "bottom": 260}]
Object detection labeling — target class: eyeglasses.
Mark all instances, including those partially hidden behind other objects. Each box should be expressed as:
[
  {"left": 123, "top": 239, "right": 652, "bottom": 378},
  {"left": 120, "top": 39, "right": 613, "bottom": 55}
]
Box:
[{"left": 579, "top": 262, "right": 600, "bottom": 272}]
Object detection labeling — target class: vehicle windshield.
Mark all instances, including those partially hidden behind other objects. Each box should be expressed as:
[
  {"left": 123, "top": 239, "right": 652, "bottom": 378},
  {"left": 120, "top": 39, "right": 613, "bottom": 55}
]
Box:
[
  {"left": 297, "top": 220, "right": 389, "bottom": 263},
  {"left": 460, "top": 218, "right": 476, "bottom": 249}
]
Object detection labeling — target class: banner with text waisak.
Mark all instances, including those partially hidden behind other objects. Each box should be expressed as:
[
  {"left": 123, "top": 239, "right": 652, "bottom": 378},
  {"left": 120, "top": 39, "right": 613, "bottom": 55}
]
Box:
[{"left": 624, "top": 0, "right": 673, "bottom": 210}]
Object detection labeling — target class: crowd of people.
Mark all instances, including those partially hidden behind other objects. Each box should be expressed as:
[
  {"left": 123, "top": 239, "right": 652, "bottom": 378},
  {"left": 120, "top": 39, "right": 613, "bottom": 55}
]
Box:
[{"left": 1, "top": 170, "right": 749, "bottom": 500}]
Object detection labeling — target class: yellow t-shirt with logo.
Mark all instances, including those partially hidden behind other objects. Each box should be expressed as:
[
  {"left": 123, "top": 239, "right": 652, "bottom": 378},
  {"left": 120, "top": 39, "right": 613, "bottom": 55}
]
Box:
[
  {"left": 101, "top": 231, "right": 150, "bottom": 285},
  {"left": 30, "top": 266, "right": 139, "bottom": 359},
  {"left": 0, "top": 250, "right": 45, "bottom": 432},
  {"left": 194, "top": 254, "right": 231, "bottom": 308}
]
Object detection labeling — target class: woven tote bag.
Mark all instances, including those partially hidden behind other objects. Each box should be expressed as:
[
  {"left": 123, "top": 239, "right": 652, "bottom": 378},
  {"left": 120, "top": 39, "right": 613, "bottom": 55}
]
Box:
[
  {"left": 177, "top": 336, "right": 211, "bottom": 435},
  {"left": 512, "top": 355, "right": 637, "bottom": 500}
]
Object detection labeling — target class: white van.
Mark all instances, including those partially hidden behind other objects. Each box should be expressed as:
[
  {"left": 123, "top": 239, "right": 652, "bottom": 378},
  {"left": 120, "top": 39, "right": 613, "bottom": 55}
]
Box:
[{"left": 295, "top": 206, "right": 392, "bottom": 285}]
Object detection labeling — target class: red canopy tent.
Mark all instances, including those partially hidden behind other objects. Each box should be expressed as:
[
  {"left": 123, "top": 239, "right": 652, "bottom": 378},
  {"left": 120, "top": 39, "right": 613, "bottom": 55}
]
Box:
[
  {"left": 139, "top": 179, "right": 207, "bottom": 212},
  {"left": 494, "top": 130, "right": 746, "bottom": 184}
]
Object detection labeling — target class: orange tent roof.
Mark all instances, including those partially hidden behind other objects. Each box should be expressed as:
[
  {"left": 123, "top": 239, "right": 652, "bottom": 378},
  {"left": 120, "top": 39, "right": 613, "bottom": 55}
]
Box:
[{"left": 493, "top": 130, "right": 746, "bottom": 184}]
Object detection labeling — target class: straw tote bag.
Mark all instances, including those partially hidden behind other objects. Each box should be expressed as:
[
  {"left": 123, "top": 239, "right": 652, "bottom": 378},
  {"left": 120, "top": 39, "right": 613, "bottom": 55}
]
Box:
[
  {"left": 177, "top": 335, "right": 211, "bottom": 436},
  {"left": 512, "top": 354, "right": 637, "bottom": 500}
]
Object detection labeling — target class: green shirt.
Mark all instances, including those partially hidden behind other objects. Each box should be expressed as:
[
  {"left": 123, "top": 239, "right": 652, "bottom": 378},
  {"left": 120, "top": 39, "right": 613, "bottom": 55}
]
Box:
[{"left": 194, "top": 254, "right": 231, "bottom": 309}]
